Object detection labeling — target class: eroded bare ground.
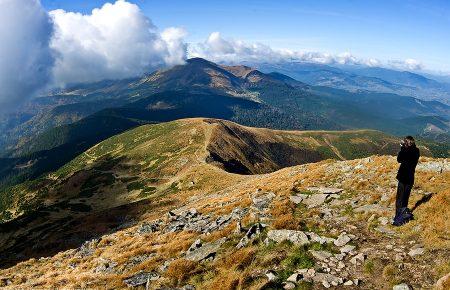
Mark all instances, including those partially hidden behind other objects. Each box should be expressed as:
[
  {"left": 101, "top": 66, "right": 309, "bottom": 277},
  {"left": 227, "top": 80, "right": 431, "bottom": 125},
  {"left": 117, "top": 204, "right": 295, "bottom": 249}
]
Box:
[{"left": 0, "top": 154, "right": 449, "bottom": 290}]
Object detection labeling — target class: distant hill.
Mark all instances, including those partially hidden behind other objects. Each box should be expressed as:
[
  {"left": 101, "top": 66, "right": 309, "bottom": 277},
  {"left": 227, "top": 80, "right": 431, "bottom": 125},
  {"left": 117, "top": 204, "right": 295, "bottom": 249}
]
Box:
[{"left": 251, "top": 61, "right": 450, "bottom": 105}]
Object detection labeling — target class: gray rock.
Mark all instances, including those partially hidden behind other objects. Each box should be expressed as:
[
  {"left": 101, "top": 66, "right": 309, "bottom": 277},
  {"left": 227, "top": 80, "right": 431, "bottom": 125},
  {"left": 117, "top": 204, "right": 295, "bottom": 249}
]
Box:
[
  {"left": 334, "top": 233, "right": 351, "bottom": 247},
  {"left": 436, "top": 272, "right": 450, "bottom": 290},
  {"left": 137, "top": 220, "right": 162, "bottom": 234},
  {"left": 185, "top": 237, "right": 226, "bottom": 262},
  {"left": 310, "top": 250, "right": 333, "bottom": 261},
  {"left": 252, "top": 192, "right": 276, "bottom": 211},
  {"left": 287, "top": 273, "right": 301, "bottom": 283},
  {"left": 94, "top": 258, "right": 117, "bottom": 273},
  {"left": 76, "top": 239, "right": 99, "bottom": 258},
  {"left": 123, "top": 271, "right": 160, "bottom": 287},
  {"left": 289, "top": 194, "right": 307, "bottom": 204},
  {"left": 408, "top": 247, "right": 425, "bottom": 257},
  {"left": 302, "top": 194, "right": 328, "bottom": 208},
  {"left": 283, "top": 282, "right": 296, "bottom": 289},
  {"left": 354, "top": 204, "right": 389, "bottom": 214},
  {"left": 265, "top": 270, "right": 277, "bottom": 281},
  {"left": 236, "top": 223, "right": 266, "bottom": 249},
  {"left": 350, "top": 253, "right": 366, "bottom": 265},
  {"left": 393, "top": 283, "right": 411, "bottom": 290},
  {"left": 267, "top": 230, "right": 309, "bottom": 246},
  {"left": 306, "top": 187, "right": 344, "bottom": 194},
  {"left": 343, "top": 280, "right": 353, "bottom": 286},
  {"left": 340, "top": 245, "right": 355, "bottom": 254},
  {"left": 312, "top": 273, "right": 343, "bottom": 286},
  {"left": 306, "top": 232, "right": 335, "bottom": 244}
]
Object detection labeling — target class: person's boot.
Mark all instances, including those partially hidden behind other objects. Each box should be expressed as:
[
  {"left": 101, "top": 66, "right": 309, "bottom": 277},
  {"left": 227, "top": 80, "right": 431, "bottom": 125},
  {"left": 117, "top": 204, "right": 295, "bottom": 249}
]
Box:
[
  {"left": 402, "top": 208, "right": 414, "bottom": 222},
  {"left": 393, "top": 208, "right": 407, "bottom": 226}
]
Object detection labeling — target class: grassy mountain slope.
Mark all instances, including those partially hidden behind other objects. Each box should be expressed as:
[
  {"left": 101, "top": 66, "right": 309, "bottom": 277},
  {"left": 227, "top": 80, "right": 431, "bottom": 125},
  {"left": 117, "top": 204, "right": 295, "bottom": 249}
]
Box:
[
  {"left": 0, "top": 118, "right": 448, "bottom": 289},
  {"left": 0, "top": 118, "right": 418, "bottom": 224}
]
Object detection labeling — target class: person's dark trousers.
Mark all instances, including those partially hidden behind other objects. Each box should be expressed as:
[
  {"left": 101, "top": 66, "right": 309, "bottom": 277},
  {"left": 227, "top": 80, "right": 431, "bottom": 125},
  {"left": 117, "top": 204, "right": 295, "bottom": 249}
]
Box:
[
  {"left": 394, "top": 182, "right": 414, "bottom": 225},
  {"left": 395, "top": 182, "right": 412, "bottom": 211}
]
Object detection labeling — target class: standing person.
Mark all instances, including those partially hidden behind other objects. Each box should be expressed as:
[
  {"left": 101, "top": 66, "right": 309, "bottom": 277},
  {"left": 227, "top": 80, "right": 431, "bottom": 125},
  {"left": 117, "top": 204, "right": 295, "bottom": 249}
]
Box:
[{"left": 393, "top": 136, "right": 420, "bottom": 226}]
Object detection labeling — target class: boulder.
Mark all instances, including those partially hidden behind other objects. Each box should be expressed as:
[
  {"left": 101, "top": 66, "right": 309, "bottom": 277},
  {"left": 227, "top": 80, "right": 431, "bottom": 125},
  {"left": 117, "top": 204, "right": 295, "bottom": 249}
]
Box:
[
  {"left": 265, "top": 270, "right": 278, "bottom": 281},
  {"left": 123, "top": 271, "right": 160, "bottom": 287},
  {"left": 340, "top": 245, "right": 356, "bottom": 254},
  {"left": 289, "top": 194, "right": 307, "bottom": 204},
  {"left": 309, "top": 250, "right": 333, "bottom": 261},
  {"left": 435, "top": 272, "right": 450, "bottom": 290},
  {"left": 334, "top": 233, "right": 351, "bottom": 247},
  {"left": 393, "top": 283, "right": 411, "bottom": 290},
  {"left": 302, "top": 194, "right": 328, "bottom": 208},
  {"left": 267, "top": 230, "right": 309, "bottom": 246},
  {"left": 185, "top": 237, "right": 226, "bottom": 262},
  {"left": 306, "top": 187, "right": 344, "bottom": 194},
  {"left": 236, "top": 223, "right": 266, "bottom": 249},
  {"left": 408, "top": 246, "right": 425, "bottom": 257}
]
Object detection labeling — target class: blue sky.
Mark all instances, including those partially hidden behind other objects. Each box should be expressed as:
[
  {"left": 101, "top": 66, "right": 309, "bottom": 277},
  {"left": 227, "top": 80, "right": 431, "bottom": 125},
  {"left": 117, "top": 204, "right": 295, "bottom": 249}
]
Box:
[{"left": 41, "top": 0, "right": 450, "bottom": 72}]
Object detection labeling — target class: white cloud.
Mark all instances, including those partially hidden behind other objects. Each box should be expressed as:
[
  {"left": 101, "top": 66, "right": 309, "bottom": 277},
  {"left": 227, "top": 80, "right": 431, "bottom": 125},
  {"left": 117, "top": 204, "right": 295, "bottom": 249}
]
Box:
[
  {"left": 50, "top": 0, "right": 187, "bottom": 85},
  {"left": 189, "top": 32, "right": 425, "bottom": 72},
  {"left": 389, "top": 58, "right": 424, "bottom": 71},
  {"left": 0, "top": 0, "right": 55, "bottom": 111}
]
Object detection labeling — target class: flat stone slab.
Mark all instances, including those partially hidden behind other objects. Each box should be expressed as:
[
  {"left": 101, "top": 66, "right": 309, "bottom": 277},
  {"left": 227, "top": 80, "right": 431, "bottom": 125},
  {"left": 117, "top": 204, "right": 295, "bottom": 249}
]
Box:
[
  {"left": 185, "top": 237, "right": 226, "bottom": 262},
  {"left": 267, "top": 230, "right": 309, "bottom": 246},
  {"left": 309, "top": 250, "right": 333, "bottom": 261},
  {"left": 306, "top": 187, "right": 344, "bottom": 194},
  {"left": 123, "top": 271, "right": 160, "bottom": 287},
  {"left": 302, "top": 194, "right": 328, "bottom": 208}
]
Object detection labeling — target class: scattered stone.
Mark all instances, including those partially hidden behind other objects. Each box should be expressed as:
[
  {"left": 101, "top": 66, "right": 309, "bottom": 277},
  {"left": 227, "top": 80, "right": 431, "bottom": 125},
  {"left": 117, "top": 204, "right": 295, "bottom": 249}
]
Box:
[
  {"left": 310, "top": 250, "right": 333, "bottom": 261},
  {"left": 393, "top": 283, "right": 411, "bottom": 290},
  {"left": 408, "top": 246, "right": 425, "bottom": 257},
  {"left": 286, "top": 273, "right": 302, "bottom": 283},
  {"left": 76, "top": 239, "right": 99, "bottom": 258},
  {"left": 187, "top": 239, "right": 202, "bottom": 253},
  {"left": 340, "top": 245, "right": 356, "bottom": 254},
  {"left": 354, "top": 204, "right": 389, "bottom": 214},
  {"left": 306, "top": 187, "right": 344, "bottom": 194},
  {"left": 376, "top": 226, "right": 396, "bottom": 236},
  {"left": 289, "top": 194, "right": 307, "bottom": 204},
  {"left": 334, "top": 233, "right": 351, "bottom": 247},
  {"left": 312, "top": 273, "right": 343, "bottom": 287},
  {"left": 343, "top": 280, "right": 353, "bottom": 286},
  {"left": 283, "top": 281, "right": 296, "bottom": 289},
  {"left": 94, "top": 258, "right": 117, "bottom": 273},
  {"left": 267, "top": 230, "right": 309, "bottom": 246},
  {"left": 306, "top": 232, "right": 335, "bottom": 244},
  {"left": 378, "top": 217, "right": 389, "bottom": 225},
  {"left": 236, "top": 223, "right": 266, "bottom": 249},
  {"left": 435, "top": 272, "right": 450, "bottom": 290},
  {"left": 265, "top": 270, "right": 277, "bottom": 281},
  {"left": 185, "top": 237, "right": 226, "bottom": 262},
  {"left": 252, "top": 192, "right": 275, "bottom": 211},
  {"left": 350, "top": 253, "right": 366, "bottom": 265},
  {"left": 123, "top": 271, "right": 160, "bottom": 287},
  {"left": 137, "top": 220, "right": 162, "bottom": 234},
  {"left": 302, "top": 194, "right": 328, "bottom": 208}
]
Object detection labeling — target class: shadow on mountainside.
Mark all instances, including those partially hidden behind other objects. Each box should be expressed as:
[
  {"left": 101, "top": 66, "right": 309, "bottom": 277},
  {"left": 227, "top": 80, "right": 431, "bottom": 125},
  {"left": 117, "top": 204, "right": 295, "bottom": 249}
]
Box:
[{"left": 0, "top": 155, "right": 177, "bottom": 269}]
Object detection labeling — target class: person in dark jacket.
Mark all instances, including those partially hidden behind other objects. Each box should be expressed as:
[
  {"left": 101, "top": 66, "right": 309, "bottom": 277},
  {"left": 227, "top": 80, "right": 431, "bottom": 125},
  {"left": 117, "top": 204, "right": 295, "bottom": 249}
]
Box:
[{"left": 393, "top": 136, "right": 420, "bottom": 226}]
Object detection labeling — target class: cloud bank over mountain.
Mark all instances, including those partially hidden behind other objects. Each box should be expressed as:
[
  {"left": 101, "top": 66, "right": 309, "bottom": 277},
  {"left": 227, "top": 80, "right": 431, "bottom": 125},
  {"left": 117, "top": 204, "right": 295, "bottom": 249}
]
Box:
[
  {"left": 189, "top": 32, "right": 422, "bottom": 71},
  {"left": 0, "top": 0, "right": 187, "bottom": 110}
]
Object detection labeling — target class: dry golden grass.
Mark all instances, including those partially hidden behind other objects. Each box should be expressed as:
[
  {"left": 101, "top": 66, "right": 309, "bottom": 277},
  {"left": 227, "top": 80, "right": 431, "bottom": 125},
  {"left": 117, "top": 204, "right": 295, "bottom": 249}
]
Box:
[{"left": 165, "top": 259, "right": 200, "bottom": 286}]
